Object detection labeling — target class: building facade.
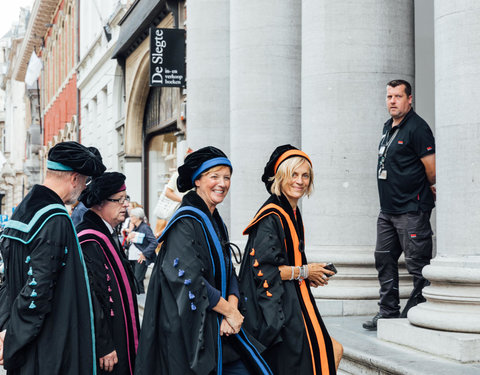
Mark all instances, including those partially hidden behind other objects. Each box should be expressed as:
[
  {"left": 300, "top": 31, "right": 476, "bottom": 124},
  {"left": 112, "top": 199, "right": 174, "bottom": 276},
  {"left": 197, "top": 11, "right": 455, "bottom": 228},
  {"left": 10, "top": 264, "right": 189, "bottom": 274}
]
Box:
[
  {"left": 112, "top": 0, "right": 187, "bottom": 220},
  {"left": 40, "top": 0, "right": 78, "bottom": 148},
  {"left": 0, "top": 8, "right": 40, "bottom": 217},
  {"left": 13, "top": 0, "right": 79, "bottom": 171},
  {"left": 77, "top": 0, "right": 129, "bottom": 174}
]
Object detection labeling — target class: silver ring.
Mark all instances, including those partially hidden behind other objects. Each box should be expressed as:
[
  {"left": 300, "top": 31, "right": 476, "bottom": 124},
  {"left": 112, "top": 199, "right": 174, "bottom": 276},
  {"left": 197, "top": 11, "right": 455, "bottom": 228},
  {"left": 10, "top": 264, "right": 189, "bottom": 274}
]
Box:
[{"left": 322, "top": 274, "right": 328, "bottom": 280}]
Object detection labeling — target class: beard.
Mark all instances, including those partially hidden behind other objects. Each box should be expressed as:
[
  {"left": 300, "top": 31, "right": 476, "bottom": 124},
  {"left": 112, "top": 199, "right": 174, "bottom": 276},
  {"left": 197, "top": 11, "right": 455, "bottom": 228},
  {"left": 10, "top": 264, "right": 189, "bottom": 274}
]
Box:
[{"left": 65, "top": 184, "right": 86, "bottom": 205}]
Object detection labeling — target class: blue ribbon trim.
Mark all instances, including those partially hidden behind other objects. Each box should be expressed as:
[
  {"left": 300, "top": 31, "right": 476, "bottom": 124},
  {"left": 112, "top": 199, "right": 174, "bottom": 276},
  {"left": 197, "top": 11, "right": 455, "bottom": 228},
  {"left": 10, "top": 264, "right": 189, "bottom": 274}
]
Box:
[
  {"left": 191, "top": 157, "right": 232, "bottom": 183},
  {"left": 46, "top": 160, "right": 74, "bottom": 171},
  {"left": 158, "top": 206, "right": 227, "bottom": 372},
  {"left": 159, "top": 206, "right": 227, "bottom": 297},
  {"left": 235, "top": 329, "right": 273, "bottom": 374}
]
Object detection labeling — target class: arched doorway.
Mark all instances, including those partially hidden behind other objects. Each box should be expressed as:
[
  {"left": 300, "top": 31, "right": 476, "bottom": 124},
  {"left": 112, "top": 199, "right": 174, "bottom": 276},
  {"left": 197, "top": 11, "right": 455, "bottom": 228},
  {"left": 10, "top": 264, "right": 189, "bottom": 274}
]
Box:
[{"left": 143, "top": 86, "right": 182, "bottom": 222}]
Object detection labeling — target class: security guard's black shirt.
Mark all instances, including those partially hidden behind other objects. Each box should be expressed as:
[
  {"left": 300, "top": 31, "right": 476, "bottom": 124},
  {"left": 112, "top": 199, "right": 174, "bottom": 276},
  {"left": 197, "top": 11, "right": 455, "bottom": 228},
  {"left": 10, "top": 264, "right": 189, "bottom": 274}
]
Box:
[{"left": 377, "top": 108, "right": 435, "bottom": 214}]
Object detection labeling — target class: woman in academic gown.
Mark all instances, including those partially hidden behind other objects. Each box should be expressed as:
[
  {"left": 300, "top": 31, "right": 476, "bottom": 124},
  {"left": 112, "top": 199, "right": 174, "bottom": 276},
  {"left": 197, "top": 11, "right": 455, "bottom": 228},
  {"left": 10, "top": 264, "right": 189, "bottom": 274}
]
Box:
[
  {"left": 238, "top": 145, "right": 343, "bottom": 374},
  {"left": 135, "top": 147, "right": 272, "bottom": 375}
]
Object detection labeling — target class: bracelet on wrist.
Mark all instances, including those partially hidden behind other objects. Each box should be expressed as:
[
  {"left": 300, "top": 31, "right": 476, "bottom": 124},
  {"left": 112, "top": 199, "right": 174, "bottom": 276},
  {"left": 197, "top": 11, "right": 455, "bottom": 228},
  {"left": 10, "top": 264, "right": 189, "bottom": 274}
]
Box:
[{"left": 295, "top": 266, "right": 302, "bottom": 280}]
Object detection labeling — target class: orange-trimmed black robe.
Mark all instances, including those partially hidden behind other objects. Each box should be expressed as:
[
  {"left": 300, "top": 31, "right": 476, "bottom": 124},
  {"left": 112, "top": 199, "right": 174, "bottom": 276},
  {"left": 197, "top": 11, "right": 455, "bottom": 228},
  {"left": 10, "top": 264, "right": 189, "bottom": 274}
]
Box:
[{"left": 238, "top": 193, "right": 336, "bottom": 375}]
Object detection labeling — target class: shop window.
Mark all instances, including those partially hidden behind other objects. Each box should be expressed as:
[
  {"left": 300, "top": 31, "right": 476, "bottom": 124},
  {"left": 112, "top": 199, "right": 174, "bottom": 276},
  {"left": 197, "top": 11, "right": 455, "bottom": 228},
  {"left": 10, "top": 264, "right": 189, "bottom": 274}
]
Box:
[{"left": 145, "top": 131, "right": 177, "bottom": 222}]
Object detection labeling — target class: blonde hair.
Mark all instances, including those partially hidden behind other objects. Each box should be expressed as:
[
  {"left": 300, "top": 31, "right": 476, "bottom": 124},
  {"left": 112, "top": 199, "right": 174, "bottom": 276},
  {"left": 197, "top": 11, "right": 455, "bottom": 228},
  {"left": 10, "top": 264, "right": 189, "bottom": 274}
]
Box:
[{"left": 270, "top": 157, "right": 314, "bottom": 197}]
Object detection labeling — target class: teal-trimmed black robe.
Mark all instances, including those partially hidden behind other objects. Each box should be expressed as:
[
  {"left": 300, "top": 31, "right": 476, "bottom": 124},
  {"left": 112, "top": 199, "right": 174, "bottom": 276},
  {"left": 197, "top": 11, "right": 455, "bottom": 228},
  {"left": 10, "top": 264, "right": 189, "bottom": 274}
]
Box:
[{"left": 0, "top": 185, "right": 96, "bottom": 375}]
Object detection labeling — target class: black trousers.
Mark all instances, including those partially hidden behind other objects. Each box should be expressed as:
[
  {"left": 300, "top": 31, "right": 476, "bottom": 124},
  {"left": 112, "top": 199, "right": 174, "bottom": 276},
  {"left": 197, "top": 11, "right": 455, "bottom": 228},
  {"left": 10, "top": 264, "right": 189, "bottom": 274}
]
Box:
[
  {"left": 131, "top": 260, "right": 148, "bottom": 294},
  {"left": 375, "top": 210, "right": 433, "bottom": 317}
]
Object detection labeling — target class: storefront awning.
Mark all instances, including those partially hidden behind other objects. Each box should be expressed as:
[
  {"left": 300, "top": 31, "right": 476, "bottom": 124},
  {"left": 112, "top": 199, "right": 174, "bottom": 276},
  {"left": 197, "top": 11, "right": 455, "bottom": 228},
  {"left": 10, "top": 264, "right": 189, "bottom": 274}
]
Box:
[{"left": 112, "top": 0, "right": 168, "bottom": 60}]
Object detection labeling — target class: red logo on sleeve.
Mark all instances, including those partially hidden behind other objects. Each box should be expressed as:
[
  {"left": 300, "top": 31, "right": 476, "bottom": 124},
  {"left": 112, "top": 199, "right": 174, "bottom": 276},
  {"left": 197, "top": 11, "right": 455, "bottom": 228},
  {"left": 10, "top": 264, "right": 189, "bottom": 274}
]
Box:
[
  {"left": 410, "top": 234, "right": 417, "bottom": 238},
  {"left": 427, "top": 146, "right": 433, "bottom": 151},
  {"left": 398, "top": 141, "right": 403, "bottom": 144}
]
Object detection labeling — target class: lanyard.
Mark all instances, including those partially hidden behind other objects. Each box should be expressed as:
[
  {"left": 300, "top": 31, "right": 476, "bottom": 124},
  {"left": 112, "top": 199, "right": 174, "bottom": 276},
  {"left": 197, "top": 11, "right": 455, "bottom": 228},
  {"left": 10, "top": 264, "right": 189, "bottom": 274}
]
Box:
[{"left": 379, "top": 128, "right": 399, "bottom": 169}]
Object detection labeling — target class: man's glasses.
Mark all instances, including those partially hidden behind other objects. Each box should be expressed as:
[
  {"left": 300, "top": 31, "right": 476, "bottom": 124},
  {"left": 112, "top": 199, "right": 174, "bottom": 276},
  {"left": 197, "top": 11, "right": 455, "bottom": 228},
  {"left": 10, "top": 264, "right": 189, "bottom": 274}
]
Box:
[{"left": 106, "top": 195, "right": 130, "bottom": 204}]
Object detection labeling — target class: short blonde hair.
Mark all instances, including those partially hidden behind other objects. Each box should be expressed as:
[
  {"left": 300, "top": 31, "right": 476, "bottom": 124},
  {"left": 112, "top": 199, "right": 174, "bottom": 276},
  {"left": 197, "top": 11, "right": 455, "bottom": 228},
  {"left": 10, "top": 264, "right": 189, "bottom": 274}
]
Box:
[{"left": 270, "top": 157, "right": 314, "bottom": 197}]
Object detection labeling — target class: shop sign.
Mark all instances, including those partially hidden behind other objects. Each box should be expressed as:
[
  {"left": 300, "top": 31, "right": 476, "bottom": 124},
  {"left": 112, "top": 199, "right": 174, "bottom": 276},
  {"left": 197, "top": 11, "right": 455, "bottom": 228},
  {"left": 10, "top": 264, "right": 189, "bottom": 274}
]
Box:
[{"left": 150, "top": 28, "right": 186, "bottom": 87}]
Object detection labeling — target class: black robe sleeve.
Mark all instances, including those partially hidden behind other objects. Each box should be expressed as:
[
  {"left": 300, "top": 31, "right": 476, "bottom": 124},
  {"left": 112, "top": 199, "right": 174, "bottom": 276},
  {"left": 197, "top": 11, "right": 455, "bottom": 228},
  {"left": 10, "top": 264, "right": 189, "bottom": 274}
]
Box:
[
  {"left": 240, "top": 214, "right": 287, "bottom": 348},
  {"left": 3, "top": 218, "right": 70, "bottom": 367},
  {"left": 162, "top": 219, "right": 213, "bottom": 363},
  {"left": 81, "top": 241, "right": 115, "bottom": 358},
  {"left": 0, "top": 275, "right": 11, "bottom": 330}
]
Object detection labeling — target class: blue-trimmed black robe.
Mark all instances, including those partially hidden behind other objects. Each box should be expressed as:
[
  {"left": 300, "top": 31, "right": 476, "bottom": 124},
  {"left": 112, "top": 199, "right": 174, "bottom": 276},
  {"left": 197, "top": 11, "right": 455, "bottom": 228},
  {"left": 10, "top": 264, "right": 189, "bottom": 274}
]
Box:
[{"left": 135, "top": 191, "right": 271, "bottom": 375}]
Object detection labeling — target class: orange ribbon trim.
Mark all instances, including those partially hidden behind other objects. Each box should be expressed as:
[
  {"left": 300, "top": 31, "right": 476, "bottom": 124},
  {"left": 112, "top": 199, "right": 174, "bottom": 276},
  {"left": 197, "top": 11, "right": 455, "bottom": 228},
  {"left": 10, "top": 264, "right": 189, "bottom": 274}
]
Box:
[{"left": 273, "top": 149, "right": 312, "bottom": 174}]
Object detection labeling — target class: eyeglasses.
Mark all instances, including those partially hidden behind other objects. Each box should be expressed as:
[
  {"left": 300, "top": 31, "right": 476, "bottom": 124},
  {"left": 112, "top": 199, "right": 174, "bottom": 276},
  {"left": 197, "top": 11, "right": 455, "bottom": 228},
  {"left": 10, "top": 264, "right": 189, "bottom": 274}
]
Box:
[{"left": 106, "top": 195, "right": 130, "bottom": 204}]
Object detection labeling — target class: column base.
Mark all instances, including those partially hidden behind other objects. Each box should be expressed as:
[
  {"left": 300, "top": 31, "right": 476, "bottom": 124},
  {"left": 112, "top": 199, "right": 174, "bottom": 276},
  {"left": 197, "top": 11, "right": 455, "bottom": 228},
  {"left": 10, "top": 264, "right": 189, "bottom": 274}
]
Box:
[
  {"left": 315, "top": 298, "right": 409, "bottom": 317},
  {"left": 308, "top": 246, "right": 413, "bottom": 316},
  {"left": 378, "top": 318, "right": 480, "bottom": 363},
  {"left": 407, "top": 255, "right": 480, "bottom": 333}
]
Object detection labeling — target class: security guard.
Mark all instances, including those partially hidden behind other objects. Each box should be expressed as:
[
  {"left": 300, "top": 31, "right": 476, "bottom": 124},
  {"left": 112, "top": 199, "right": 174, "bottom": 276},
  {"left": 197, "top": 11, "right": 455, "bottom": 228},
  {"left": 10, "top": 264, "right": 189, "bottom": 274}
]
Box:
[{"left": 363, "top": 79, "right": 436, "bottom": 331}]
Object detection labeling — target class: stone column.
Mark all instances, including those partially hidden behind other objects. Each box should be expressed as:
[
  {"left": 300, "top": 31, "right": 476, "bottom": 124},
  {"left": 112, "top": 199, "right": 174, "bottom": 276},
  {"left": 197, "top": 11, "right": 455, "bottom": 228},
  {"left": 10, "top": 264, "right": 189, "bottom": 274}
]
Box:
[
  {"left": 407, "top": 0, "right": 480, "bottom": 333},
  {"left": 186, "top": 0, "right": 230, "bottom": 151},
  {"left": 229, "top": 1, "right": 301, "bottom": 241},
  {"left": 378, "top": 2, "right": 480, "bottom": 363},
  {"left": 301, "top": 0, "right": 415, "bottom": 315},
  {"left": 186, "top": 0, "right": 231, "bottom": 222}
]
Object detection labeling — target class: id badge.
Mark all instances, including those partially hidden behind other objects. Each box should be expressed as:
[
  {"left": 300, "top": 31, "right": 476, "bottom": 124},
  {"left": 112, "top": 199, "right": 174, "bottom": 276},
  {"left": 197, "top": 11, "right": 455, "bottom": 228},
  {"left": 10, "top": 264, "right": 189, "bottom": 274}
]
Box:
[
  {"left": 378, "top": 168, "right": 387, "bottom": 180},
  {"left": 378, "top": 146, "right": 386, "bottom": 156}
]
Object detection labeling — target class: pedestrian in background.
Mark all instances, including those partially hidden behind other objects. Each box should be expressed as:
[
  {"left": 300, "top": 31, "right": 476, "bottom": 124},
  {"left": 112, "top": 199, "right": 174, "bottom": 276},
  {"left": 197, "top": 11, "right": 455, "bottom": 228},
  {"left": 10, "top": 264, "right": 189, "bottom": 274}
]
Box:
[
  {"left": 0, "top": 141, "right": 105, "bottom": 374},
  {"left": 126, "top": 207, "right": 157, "bottom": 294},
  {"left": 153, "top": 147, "right": 194, "bottom": 237},
  {"left": 77, "top": 172, "right": 140, "bottom": 375},
  {"left": 121, "top": 201, "right": 142, "bottom": 249},
  {"left": 238, "top": 145, "right": 342, "bottom": 374},
  {"left": 363, "top": 79, "right": 436, "bottom": 331},
  {"left": 71, "top": 201, "right": 88, "bottom": 226}
]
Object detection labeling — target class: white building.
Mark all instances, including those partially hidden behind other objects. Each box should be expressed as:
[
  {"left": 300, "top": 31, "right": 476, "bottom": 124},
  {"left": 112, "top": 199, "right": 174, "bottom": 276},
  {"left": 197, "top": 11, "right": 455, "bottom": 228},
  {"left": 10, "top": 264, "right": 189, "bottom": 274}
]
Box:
[
  {"left": 0, "top": 8, "right": 39, "bottom": 217},
  {"left": 77, "top": 0, "right": 133, "bottom": 195}
]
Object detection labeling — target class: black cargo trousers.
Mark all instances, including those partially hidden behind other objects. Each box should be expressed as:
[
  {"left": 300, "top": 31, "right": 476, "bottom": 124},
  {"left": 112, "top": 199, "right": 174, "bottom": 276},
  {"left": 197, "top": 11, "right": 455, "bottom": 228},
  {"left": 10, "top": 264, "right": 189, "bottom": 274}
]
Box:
[{"left": 374, "top": 210, "right": 433, "bottom": 317}]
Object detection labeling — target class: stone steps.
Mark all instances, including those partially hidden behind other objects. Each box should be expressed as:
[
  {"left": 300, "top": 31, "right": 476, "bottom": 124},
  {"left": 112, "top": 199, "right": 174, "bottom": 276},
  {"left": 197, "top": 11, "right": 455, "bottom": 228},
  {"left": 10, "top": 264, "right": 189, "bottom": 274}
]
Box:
[
  {"left": 325, "top": 316, "right": 480, "bottom": 375},
  {"left": 138, "top": 270, "right": 480, "bottom": 374}
]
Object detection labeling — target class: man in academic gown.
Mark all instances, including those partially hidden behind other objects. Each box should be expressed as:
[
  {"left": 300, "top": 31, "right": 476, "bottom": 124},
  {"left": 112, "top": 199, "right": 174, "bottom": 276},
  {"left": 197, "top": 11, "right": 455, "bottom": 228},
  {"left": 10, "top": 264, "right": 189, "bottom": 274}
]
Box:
[
  {"left": 0, "top": 141, "right": 106, "bottom": 375},
  {"left": 77, "top": 172, "right": 139, "bottom": 375}
]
